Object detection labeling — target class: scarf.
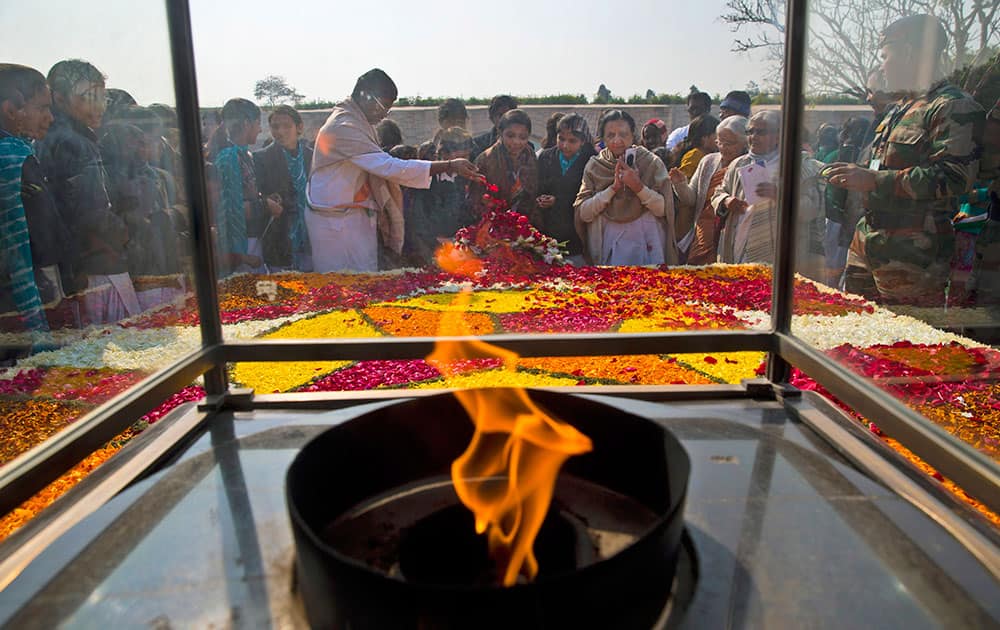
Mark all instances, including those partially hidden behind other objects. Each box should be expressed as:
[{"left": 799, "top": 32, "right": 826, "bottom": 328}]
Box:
[
  {"left": 576, "top": 146, "right": 673, "bottom": 223},
  {"left": 688, "top": 164, "right": 730, "bottom": 265},
  {"left": 747, "top": 148, "right": 779, "bottom": 166},
  {"left": 559, "top": 152, "right": 579, "bottom": 176},
  {"left": 283, "top": 140, "right": 310, "bottom": 251},
  {"left": 214, "top": 143, "right": 249, "bottom": 256},
  {"left": 0, "top": 134, "right": 47, "bottom": 331},
  {"left": 574, "top": 146, "right": 677, "bottom": 265},
  {"left": 477, "top": 142, "right": 538, "bottom": 214},
  {"left": 310, "top": 98, "right": 405, "bottom": 254}
]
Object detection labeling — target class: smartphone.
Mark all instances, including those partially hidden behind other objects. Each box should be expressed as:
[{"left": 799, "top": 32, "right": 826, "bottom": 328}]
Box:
[{"left": 625, "top": 147, "right": 637, "bottom": 168}]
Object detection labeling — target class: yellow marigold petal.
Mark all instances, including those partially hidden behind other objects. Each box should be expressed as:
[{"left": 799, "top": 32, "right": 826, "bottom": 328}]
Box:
[
  {"left": 264, "top": 310, "right": 382, "bottom": 339},
  {"left": 618, "top": 318, "right": 688, "bottom": 333},
  {"left": 363, "top": 307, "right": 494, "bottom": 337},
  {"left": 517, "top": 355, "right": 714, "bottom": 385},
  {"left": 411, "top": 370, "right": 579, "bottom": 389},
  {"left": 673, "top": 352, "right": 765, "bottom": 384},
  {"left": 232, "top": 361, "right": 352, "bottom": 393},
  {"left": 382, "top": 291, "right": 540, "bottom": 313}
]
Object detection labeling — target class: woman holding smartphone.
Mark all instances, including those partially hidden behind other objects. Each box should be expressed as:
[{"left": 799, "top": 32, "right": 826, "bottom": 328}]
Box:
[{"left": 573, "top": 110, "right": 677, "bottom": 266}]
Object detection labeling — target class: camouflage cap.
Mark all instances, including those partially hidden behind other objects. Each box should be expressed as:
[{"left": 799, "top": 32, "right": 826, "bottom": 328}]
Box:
[{"left": 879, "top": 14, "right": 948, "bottom": 54}]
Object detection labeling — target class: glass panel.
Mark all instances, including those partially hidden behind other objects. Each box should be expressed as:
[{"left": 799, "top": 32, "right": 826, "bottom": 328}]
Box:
[
  {"left": 789, "top": 4, "right": 1000, "bottom": 524},
  {"left": 185, "top": 2, "right": 783, "bottom": 391},
  {"left": 0, "top": 0, "right": 206, "bottom": 538}
]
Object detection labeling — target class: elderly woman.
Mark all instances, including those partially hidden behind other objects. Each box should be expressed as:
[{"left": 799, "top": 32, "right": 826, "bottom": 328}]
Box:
[
  {"left": 670, "top": 115, "right": 748, "bottom": 265},
  {"left": 574, "top": 110, "right": 677, "bottom": 266}
]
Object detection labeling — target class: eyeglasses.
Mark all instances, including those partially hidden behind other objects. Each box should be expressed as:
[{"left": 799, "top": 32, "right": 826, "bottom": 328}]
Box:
[
  {"left": 745, "top": 127, "right": 773, "bottom": 136},
  {"left": 371, "top": 93, "right": 391, "bottom": 117}
]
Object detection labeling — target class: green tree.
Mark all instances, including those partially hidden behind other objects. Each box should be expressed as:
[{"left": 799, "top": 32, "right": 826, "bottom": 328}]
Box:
[
  {"left": 253, "top": 75, "right": 305, "bottom": 107},
  {"left": 594, "top": 84, "right": 613, "bottom": 104}
]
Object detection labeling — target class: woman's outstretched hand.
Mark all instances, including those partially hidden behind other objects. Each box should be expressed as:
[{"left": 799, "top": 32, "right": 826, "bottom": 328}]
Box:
[{"left": 668, "top": 168, "right": 687, "bottom": 187}]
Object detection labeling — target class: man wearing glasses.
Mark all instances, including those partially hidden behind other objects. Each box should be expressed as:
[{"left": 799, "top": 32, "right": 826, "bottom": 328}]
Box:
[
  {"left": 826, "top": 14, "right": 984, "bottom": 307},
  {"left": 307, "top": 68, "right": 481, "bottom": 272}
]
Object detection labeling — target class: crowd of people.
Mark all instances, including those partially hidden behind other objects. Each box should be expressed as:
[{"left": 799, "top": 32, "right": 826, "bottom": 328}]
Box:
[{"left": 1, "top": 13, "right": 997, "bottom": 342}]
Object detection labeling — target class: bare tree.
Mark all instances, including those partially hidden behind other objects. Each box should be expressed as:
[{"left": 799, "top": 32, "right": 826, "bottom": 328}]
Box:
[{"left": 722, "top": 0, "right": 1000, "bottom": 97}]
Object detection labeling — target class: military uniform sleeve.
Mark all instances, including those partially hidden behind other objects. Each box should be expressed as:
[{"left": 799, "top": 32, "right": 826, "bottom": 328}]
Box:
[
  {"left": 872, "top": 95, "right": 984, "bottom": 201},
  {"left": 979, "top": 99, "right": 1000, "bottom": 192}
]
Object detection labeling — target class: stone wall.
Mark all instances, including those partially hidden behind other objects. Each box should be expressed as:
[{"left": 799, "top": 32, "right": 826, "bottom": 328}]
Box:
[
  {"left": 206, "top": 103, "right": 873, "bottom": 149},
  {"left": 297, "top": 103, "right": 873, "bottom": 148}
]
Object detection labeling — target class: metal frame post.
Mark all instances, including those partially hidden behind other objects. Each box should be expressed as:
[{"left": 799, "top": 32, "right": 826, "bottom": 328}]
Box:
[
  {"left": 767, "top": 0, "right": 810, "bottom": 384},
  {"left": 165, "top": 0, "right": 227, "bottom": 396}
]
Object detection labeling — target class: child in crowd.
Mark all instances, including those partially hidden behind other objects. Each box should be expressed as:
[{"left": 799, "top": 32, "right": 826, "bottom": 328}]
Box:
[
  {"left": 389, "top": 144, "right": 418, "bottom": 160},
  {"left": 417, "top": 141, "right": 437, "bottom": 161},
  {"left": 99, "top": 117, "right": 182, "bottom": 291},
  {"left": 470, "top": 95, "right": 518, "bottom": 161},
  {"left": 536, "top": 114, "right": 595, "bottom": 262},
  {"left": 0, "top": 64, "right": 70, "bottom": 336},
  {"left": 254, "top": 104, "right": 314, "bottom": 272},
  {"left": 376, "top": 118, "right": 403, "bottom": 151},
  {"left": 640, "top": 118, "right": 666, "bottom": 151},
  {"left": 431, "top": 98, "right": 467, "bottom": 145},
  {"left": 404, "top": 127, "right": 476, "bottom": 266},
  {"left": 473, "top": 108, "right": 540, "bottom": 228},
  {"left": 676, "top": 114, "right": 719, "bottom": 180},
  {"left": 210, "top": 98, "right": 280, "bottom": 274},
  {"left": 540, "top": 112, "right": 564, "bottom": 152},
  {"left": 36, "top": 59, "right": 139, "bottom": 324}
]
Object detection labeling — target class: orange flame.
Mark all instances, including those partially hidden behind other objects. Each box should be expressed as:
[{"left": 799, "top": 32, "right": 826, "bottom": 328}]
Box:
[{"left": 429, "top": 244, "right": 593, "bottom": 586}]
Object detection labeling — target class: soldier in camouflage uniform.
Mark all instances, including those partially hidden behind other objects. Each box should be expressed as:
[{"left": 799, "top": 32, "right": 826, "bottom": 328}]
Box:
[
  {"left": 825, "top": 15, "right": 985, "bottom": 306},
  {"left": 970, "top": 98, "right": 1000, "bottom": 307}
]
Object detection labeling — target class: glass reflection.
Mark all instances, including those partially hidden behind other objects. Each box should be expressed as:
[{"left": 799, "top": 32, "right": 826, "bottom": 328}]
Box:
[
  {"left": 790, "top": 8, "right": 999, "bottom": 524},
  {"left": 0, "top": 1, "right": 200, "bottom": 541}
]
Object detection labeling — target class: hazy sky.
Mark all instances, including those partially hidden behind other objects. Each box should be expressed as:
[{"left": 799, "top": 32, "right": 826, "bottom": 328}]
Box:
[{"left": 3, "top": 0, "right": 776, "bottom": 107}]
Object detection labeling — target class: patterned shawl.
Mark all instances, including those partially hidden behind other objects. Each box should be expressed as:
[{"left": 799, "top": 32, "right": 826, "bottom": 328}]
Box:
[
  {"left": 575, "top": 146, "right": 673, "bottom": 223},
  {"left": 0, "top": 134, "right": 47, "bottom": 332},
  {"left": 214, "top": 143, "right": 249, "bottom": 256},
  {"left": 283, "top": 140, "right": 310, "bottom": 252},
  {"left": 474, "top": 141, "right": 539, "bottom": 225}
]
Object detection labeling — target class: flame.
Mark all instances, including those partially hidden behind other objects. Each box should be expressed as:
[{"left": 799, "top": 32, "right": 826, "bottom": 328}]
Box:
[{"left": 429, "top": 243, "right": 593, "bottom": 586}]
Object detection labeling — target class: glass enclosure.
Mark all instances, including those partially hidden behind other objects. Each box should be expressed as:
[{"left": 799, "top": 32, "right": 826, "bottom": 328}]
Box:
[
  {"left": 0, "top": 0, "right": 997, "bottom": 541},
  {"left": 789, "top": 1, "right": 1000, "bottom": 521},
  {"left": 0, "top": 1, "right": 206, "bottom": 539}
]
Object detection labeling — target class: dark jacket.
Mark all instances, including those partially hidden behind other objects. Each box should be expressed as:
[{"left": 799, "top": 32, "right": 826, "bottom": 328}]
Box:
[
  {"left": 537, "top": 145, "right": 594, "bottom": 255},
  {"left": 35, "top": 111, "right": 127, "bottom": 280},
  {"left": 470, "top": 128, "right": 498, "bottom": 163},
  {"left": 403, "top": 175, "right": 475, "bottom": 267},
  {"left": 253, "top": 140, "right": 314, "bottom": 268},
  {"left": 21, "top": 154, "right": 74, "bottom": 298},
  {"left": 100, "top": 123, "right": 184, "bottom": 277}
]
